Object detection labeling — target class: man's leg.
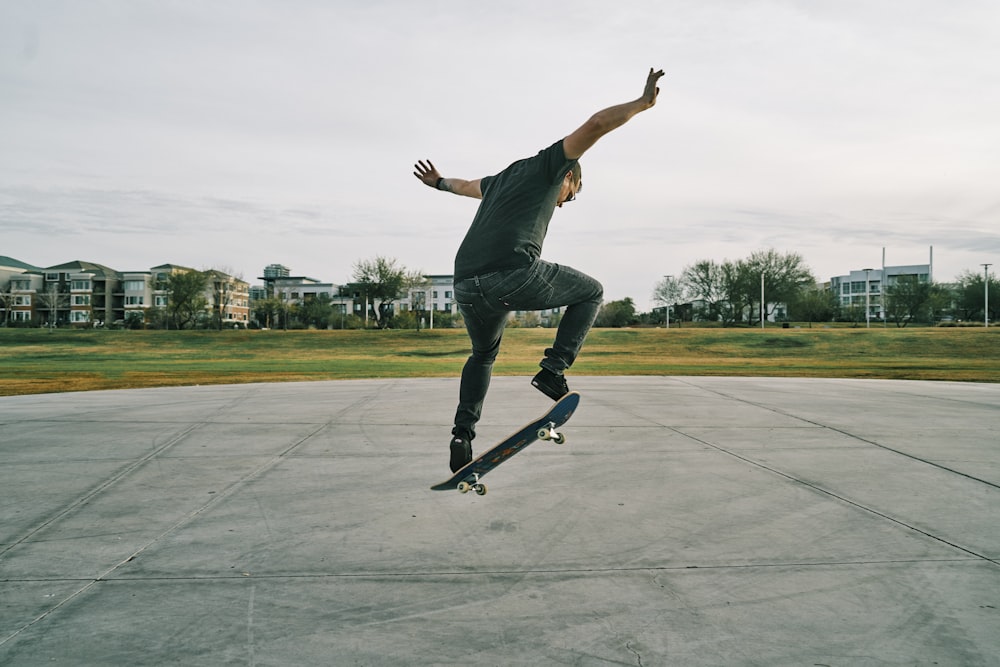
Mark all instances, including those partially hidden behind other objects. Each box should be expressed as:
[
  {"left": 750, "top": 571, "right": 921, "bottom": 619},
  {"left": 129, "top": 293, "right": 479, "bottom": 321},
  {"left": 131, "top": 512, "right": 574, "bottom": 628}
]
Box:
[
  {"left": 501, "top": 261, "right": 602, "bottom": 370},
  {"left": 452, "top": 311, "right": 506, "bottom": 440},
  {"left": 449, "top": 286, "right": 508, "bottom": 471}
]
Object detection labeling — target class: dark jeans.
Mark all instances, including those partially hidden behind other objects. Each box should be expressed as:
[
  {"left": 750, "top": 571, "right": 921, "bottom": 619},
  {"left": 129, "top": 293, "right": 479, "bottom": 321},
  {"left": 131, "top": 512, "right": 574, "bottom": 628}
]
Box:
[{"left": 452, "top": 259, "right": 603, "bottom": 440}]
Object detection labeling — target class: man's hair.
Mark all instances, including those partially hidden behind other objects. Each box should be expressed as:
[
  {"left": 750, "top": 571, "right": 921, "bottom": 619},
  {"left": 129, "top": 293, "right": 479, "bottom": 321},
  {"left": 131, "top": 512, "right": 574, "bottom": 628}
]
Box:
[{"left": 570, "top": 162, "right": 582, "bottom": 189}]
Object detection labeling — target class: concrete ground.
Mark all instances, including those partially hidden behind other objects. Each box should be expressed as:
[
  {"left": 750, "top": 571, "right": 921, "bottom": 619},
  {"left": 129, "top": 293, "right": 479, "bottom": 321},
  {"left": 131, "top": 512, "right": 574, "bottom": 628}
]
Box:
[{"left": 1, "top": 376, "right": 998, "bottom": 666}]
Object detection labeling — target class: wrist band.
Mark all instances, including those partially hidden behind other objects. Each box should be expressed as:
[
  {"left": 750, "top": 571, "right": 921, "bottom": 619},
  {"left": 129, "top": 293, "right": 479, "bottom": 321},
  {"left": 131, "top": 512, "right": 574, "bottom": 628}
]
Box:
[{"left": 435, "top": 177, "right": 445, "bottom": 190}]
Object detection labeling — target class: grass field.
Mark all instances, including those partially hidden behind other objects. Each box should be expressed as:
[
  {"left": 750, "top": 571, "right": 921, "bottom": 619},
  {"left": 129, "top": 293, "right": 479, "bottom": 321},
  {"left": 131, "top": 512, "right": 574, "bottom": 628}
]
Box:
[{"left": 1, "top": 326, "right": 997, "bottom": 396}]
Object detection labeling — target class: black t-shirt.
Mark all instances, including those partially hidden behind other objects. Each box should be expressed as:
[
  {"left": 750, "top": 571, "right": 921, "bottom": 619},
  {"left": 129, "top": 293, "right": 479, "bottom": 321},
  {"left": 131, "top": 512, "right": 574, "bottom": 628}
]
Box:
[{"left": 454, "top": 140, "right": 577, "bottom": 280}]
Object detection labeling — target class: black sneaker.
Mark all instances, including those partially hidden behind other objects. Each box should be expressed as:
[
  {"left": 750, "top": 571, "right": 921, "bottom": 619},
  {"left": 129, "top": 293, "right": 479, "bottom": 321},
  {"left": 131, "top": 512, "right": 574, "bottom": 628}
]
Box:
[
  {"left": 449, "top": 436, "right": 472, "bottom": 472},
  {"left": 532, "top": 369, "right": 569, "bottom": 401}
]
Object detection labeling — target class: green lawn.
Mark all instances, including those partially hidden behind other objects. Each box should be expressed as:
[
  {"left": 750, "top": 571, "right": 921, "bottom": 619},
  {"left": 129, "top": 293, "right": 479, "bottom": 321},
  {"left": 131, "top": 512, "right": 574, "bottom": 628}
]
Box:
[{"left": 1, "top": 326, "right": 997, "bottom": 396}]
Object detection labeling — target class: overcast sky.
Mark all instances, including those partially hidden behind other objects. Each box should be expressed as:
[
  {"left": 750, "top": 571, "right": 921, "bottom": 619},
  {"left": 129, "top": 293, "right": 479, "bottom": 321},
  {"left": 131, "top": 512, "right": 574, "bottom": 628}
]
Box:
[{"left": 2, "top": 0, "right": 998, "bottom": 310}]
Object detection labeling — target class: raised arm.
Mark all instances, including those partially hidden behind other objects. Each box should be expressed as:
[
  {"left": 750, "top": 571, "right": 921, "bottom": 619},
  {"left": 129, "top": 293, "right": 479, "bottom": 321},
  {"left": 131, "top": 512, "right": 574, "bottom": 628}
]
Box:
[
  {"left": 562, "top": 67, "right": 665, "bottom": 160},
  {"left": 413, "top": 159, "right": 483, "bottom": 199}
]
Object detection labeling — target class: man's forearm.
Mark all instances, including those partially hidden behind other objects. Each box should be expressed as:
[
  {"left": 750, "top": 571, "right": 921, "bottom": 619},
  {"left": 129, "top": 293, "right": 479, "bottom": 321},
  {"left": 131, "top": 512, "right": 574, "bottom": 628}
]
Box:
[
  {"left": 585, "top": 98, "right": 653, "bottom": 137},
  {"left": 436, "top": 177, "right": 482, "bottom": 199},
  {"left": 563, "top": 67, "right": 664, "bottom": 159}
]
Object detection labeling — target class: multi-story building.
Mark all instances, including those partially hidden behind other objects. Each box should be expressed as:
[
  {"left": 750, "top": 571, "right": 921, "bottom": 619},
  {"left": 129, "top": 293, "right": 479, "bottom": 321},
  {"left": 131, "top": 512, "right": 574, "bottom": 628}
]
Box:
[
  {"left": 121, "top": 271, "right": 154, "bottom": 325},
  {"left": 31, "top": 261, "right": 123, "bottom": 327},
  {"left": 829, "top": 263, "right": 932, "bottom": 322},
  {"left": 398, "top": 274, "right": 458, "bottom": 325},
  {"left": 0, "top": 257, "right": 248, "bottom": 327},
  {"left": 1, "top": 257, "right": 44, "bottom": 325}
]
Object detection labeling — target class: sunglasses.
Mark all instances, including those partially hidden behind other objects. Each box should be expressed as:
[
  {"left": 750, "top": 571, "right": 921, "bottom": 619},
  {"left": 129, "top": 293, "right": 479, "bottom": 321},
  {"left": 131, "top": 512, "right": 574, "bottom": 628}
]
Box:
[{"left": 565, "top": 181, "right": 581, "bottom": 203}]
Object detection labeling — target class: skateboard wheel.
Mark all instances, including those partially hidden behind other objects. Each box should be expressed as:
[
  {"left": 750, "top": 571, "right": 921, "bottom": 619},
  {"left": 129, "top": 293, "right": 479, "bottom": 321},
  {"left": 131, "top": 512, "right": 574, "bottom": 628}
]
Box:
[
  {"left": 457, "top": 482, "right": 471, "bottom": 493},
  {"left": 474, "top": 483, "right": 488, "bottom": 496},
  {"left": 537, "top": 427, "right": 552, "bottom": 440},
  {"left": 552, "top": 432, "right": 566, "bottom": 445}
]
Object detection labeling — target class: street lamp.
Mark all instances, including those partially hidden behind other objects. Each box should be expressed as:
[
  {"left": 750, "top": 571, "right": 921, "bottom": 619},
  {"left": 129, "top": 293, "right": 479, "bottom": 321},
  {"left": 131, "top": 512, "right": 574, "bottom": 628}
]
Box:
[
  {"left": 863, "top": 268, "right": 873, "bottom": 328},
  {"left": 663, "top": 275, "right": 673, "bottom": 329},
  {"left": 760, "top": 272, "right": 765, "bottom": 330},
  {"left": 983, "top": 264, "right": 992, "bottom": 328}
]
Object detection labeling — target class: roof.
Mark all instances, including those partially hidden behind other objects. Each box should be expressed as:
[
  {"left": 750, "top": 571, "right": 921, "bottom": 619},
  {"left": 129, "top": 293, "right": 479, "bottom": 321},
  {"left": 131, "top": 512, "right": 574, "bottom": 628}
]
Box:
[
  {"left": 43, "top": 260, "right": 120, "bottom": 277},
  {"left": 0, "top": 256, "right": 41, "bottom": 271},
  {"left": 150, "top": 263, "right": 195, "bottom": 272}
]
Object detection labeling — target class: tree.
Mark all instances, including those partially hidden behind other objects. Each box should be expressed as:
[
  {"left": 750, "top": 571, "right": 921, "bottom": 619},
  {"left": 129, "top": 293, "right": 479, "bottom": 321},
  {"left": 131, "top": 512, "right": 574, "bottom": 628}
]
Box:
[
  {"left": 404, "top": 271, "right": 431, "bottom": 330},
  {"left": 721, "top": 259, "right": 756, "bottom": 326},
  {"left": 954, "top": 270, "right": 1000, "bottom": 323},
  {"left": 710, "top": 250, "right": 816, "bottom": 326},
  {"left": 787, "top": 286, "right": 839, "bottom": 325},
  {"left": 207, "top": 268, "right": 243, "bottom": 330},
  {"left": 651, "top": 275, "right": 684, "bottom": 325},
  {"left": 740, "top": 249, "right": 816, "bottom": 326},
  {"left": 595, "top": 298, "right": 637, "bottom": 327},
  {"left": 251, "top": 296, "right": 283, "bottom": 329},
  {"left": 679, "top": 260, "right": 733, "bottom": 325},
  {"left": 0, "top": 283, "right": 13, "bottom": 327},
  {"left": 298, "top": 293, "right": 336, "bottom": 329},
  {"left": 164, "top": 270, "right": 209, "bottom": 330},
  {"left": 35, "top": 283, "right": 69, "bottom": 329},
  {"left": 884, "top": 276, "right": 947, "bottom": 327},
  {"left": 673, "top": 250, "right": 814, "bottom": 326},
  {"left": 352, "top": 256, "right": 412, "bottom": 328}
]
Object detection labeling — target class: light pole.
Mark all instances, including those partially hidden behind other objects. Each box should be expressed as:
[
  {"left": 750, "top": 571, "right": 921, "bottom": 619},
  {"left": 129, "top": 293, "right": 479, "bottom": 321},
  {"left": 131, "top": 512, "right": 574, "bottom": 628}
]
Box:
[
  {"left": 760, "top": 272, "right": 765, "bottom": 330},
  {"left": 983, "top": 264, "right": 992, "bottom": 328},
  {"left": 663, "top": 275, "right": 673, "bottom": 329},
  {"left": 863, "top": 268, "right": 873, "bottom": 328}
]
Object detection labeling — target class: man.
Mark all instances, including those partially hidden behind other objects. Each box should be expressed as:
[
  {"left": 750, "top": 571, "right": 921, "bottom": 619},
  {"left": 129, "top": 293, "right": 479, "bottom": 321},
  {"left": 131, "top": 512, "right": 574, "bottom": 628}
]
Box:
[{"left": 414, "top": 67, "right": 665, "bottom": 472}]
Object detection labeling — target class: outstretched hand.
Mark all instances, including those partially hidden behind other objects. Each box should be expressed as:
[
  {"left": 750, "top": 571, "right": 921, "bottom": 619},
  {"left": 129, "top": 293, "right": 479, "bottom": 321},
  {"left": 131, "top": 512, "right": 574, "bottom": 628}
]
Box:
[
  {"left": 641, "top": 67, "right": 665, "bottom": 108},
  {"left": 413, "top": 159, "right": 441, "bottom": 188}
]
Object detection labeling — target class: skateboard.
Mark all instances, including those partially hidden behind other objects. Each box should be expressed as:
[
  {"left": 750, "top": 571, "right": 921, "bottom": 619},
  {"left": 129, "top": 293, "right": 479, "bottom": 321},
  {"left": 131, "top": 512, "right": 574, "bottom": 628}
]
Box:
[{"left": 430, "top": 392, "right": 580, "bottom": 495}]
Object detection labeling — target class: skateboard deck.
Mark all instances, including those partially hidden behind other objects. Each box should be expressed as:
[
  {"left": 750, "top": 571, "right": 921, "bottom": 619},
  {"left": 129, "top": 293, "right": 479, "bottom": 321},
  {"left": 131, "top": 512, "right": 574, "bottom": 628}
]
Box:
[{"left": 430, "top": 391, "right": 580, "bottom": 495}]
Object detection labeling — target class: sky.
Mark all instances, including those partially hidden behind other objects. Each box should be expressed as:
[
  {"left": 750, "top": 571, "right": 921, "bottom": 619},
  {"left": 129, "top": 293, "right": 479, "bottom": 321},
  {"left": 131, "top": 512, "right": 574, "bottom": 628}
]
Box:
[{"left": 2, "top": 0, "right": 998, "bottom": 311}]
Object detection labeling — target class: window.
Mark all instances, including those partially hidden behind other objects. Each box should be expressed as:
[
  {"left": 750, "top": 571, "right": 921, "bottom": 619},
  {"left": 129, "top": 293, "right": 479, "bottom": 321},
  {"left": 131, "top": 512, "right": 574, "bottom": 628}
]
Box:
[
  {"left": 46, "top": 272, "right": 59, "bottom": 282},
  {"left": 13, "top": 311, "right": 30, "bottom": 321},
  {"left": 445, "top": 291, "right": 453, "bottom": 299},
  {"left": 71, "top": 280, "right": 92, "bottom": 291},
  {"left": 12, "top": 279, "right": 30, "bottom": 290},
  {"left": 73, "top": 295, "right": 91, "bottom": 306},
  {"left": 71, "top": 311, "right": 90, "bottom": 323},
  {"left": 14, "top": 295, "right": 31, "bottom": 306},
  {"left": 155, "top": 295, "right": 168, "bottom": 307},
  {"left": 124, "top": 280, "right": 145, "bottom": 291},
  {"left": 125, "top": 296, "right": 144, "bottom": 306}
]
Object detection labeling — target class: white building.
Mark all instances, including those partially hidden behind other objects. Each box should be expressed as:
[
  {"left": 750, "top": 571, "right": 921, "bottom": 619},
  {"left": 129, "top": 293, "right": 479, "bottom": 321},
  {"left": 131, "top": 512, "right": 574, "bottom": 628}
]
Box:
[{"left": 830, "top": 264, "right": 932, "bottom": 321}]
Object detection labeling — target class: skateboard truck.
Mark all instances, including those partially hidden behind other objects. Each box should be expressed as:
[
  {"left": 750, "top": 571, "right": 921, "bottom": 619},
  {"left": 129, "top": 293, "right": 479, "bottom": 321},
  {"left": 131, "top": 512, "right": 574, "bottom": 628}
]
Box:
[
  {"left": 456, "top": 473, "right": 488, "bottom": 496},
  {"left": 536, "top": 421, "right": 566, "bottom": 445}
]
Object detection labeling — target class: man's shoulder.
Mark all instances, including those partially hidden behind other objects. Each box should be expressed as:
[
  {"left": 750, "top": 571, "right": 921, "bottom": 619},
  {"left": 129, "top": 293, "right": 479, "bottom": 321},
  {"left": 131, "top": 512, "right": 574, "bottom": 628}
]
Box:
[{"left": 489, "top": 140, "right": 570, "bottom": 189}]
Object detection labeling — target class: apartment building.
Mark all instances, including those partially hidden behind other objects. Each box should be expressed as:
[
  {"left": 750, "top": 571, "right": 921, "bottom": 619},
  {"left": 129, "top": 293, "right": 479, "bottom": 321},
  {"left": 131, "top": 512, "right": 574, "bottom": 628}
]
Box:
[
  {"left": 0, "top": 257, "right": 249, "bottom": 327},
  {"left": 1, "top": 257, "right": 44, "bottom": 324}
]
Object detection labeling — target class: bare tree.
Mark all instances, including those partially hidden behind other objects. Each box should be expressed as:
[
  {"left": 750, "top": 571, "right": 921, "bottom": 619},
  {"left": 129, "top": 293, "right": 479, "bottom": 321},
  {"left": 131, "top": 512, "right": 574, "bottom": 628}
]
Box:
[{"left": 35, "top": 283, "right": 69, "bottom": 330}]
